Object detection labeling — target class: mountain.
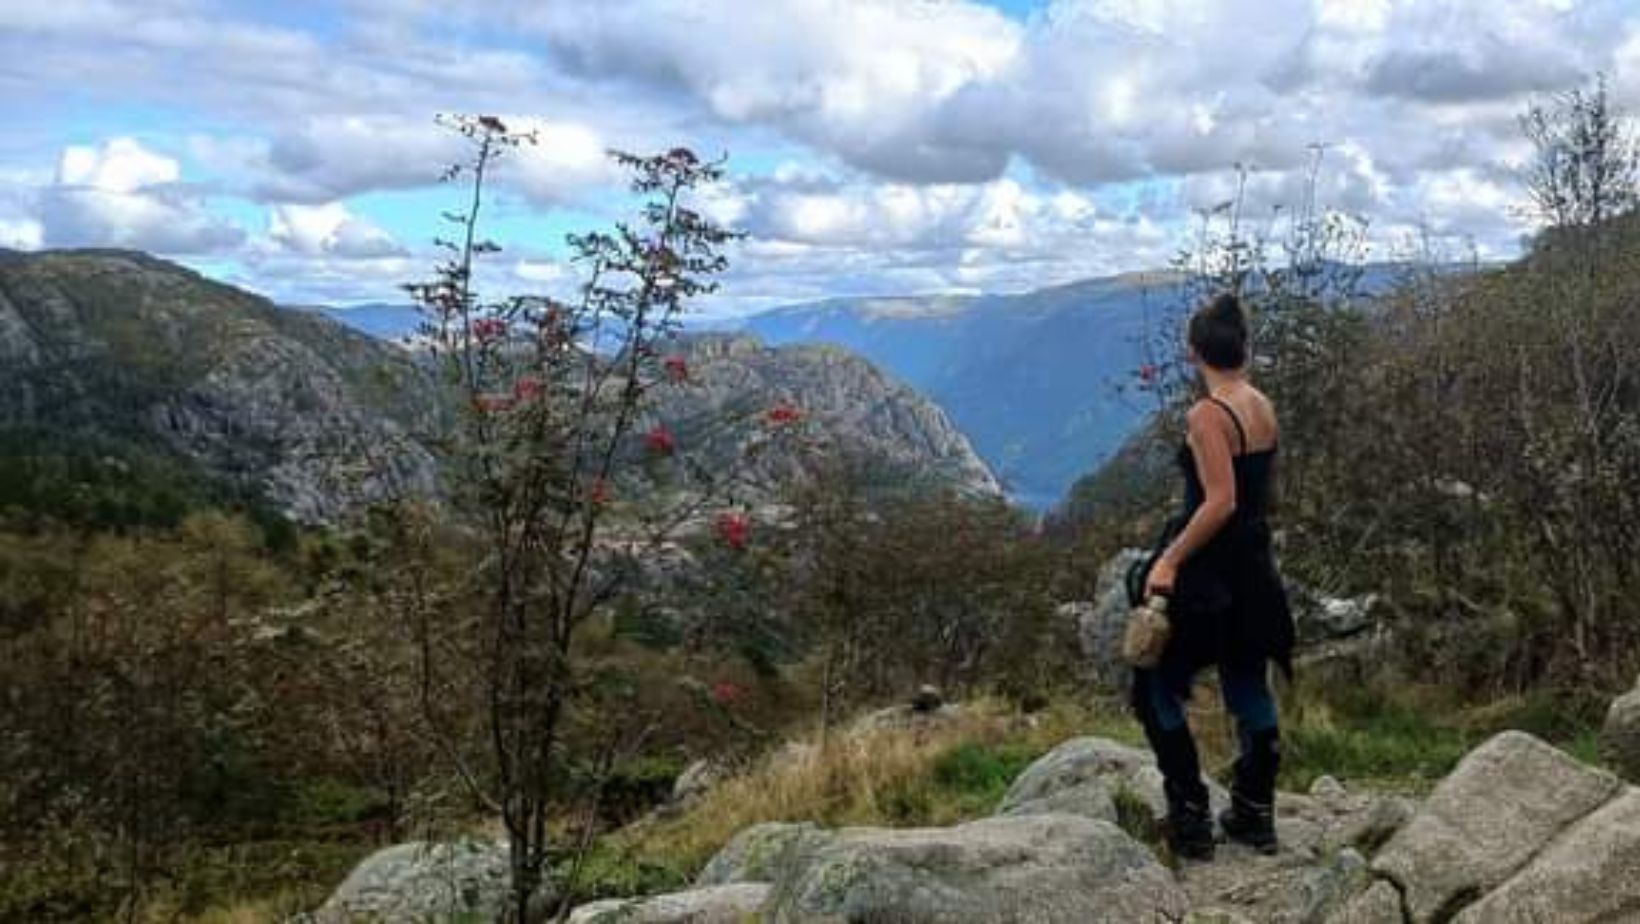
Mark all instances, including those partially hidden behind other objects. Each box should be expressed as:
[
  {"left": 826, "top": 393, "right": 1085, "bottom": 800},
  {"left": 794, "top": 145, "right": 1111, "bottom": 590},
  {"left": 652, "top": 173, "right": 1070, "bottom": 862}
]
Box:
[
  {"left": 0, "top": 249, "right": 444, "bottom": 523},
  {"left": 0, "top": 250, "right": 997, "bottom": 525},
  {"left": 307, "top": 302, "right": 424, "bottom": 341},
  {"left": 739, "top": 273, "right": 1180, "bottom": 508},
  {"left": 650, "top": 333, "right": 1001, "bottom": 500}
]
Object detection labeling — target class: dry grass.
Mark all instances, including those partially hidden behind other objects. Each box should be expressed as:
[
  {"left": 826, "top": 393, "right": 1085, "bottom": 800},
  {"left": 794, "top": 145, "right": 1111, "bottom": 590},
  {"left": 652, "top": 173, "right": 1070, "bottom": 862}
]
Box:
[{"left": 612, "top": 696, "right": 1143, "bottom": 876}]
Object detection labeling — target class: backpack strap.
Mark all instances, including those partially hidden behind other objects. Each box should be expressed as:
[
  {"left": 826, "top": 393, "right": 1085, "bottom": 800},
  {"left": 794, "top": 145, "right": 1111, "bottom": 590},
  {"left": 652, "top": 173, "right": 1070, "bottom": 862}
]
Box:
[{"left": 1206, "top": 395, "right": 1248, "bottom": 456}]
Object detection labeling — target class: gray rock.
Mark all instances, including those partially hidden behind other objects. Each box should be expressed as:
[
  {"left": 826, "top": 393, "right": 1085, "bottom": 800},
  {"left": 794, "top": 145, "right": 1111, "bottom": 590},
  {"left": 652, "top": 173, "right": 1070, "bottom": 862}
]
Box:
[
  {"left": 995, "top": 779, "right": 1118, "bottom": 823},
  {"left": 998, "top": 737, "right": 1153, "bottom": 811},
  {"left": 1452, "top": 787, "right": 1640, "bottom": 923},
  {"left": 312, "top": 839, "right": 551, "bottom": 923},
  {"left": 762, "top": 812, "right": 1188, "bottom": 923},
  {"left": 1184, "top": 911, "right": 1257, "bottom": 923},
  {"left": 998, "top": 736, "right": 1229, "bottom": 826},
  {"left": 670, "top": 759, "right": 725, "bottom": 807},
  {"left": 1292, "top": 592, "right": 1377, "bottom": 643},
  {"left": 1323, "top": 880, "right": 1404, "bottom": 924},
  {"left": 1309, "top": 775, "right": 1348, "bottom": 805},
  {"left": 1371, "top": 730, "right": 1623, "bottom": 923},
  {"left": 1297, "top": 848, "right": 1372, "bottom": 923},
  {"left": 566, "top": 883, "right": 771, "bottom": 923},
  {"left": 1331, "top": 796, "right": 1416, "bottom": 857},
  {"left": 697, "top": 822, "right": 830, "bottom": 887},
  {"left": 1599, "top": 680, "right": 1640, "bottom": 783},
  {"left": 1069, "top": 549, "right": 1146, "bottom": 686}
]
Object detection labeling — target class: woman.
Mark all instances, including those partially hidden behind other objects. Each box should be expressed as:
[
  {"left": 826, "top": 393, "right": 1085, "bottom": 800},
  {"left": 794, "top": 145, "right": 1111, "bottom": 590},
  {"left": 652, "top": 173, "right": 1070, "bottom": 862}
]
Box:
[{"left": 1133, "top": 292, "right": 1294, "bottom": 861}]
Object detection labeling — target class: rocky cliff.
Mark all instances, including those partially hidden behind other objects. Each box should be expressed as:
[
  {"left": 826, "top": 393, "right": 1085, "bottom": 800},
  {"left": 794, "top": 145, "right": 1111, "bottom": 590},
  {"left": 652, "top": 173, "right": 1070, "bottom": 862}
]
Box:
[
  {"left": 647, "top": 332, "right": 1002, "bottom": 500},
  {"left": 0, "top": 248, "right": 443, "bottom": 523}
]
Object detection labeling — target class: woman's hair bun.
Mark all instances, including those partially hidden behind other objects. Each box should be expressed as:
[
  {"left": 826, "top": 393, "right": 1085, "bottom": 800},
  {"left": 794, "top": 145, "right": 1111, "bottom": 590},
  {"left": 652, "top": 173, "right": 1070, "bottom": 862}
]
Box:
[
  {"left": 1204, "top": 292, "right": 1246, "bottom": 331},
  {"left": 1189, "top": 292, "right": 1249, "bottom": 369}
]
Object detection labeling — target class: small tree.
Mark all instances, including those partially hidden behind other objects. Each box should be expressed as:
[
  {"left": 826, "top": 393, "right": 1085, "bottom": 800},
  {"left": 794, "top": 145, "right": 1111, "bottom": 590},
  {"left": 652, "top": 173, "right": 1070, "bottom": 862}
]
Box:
[
  {"left": 405, "top": 116, "right": 746, "bottom": 920},
  {"left": 1521, "top": 74, "right": 1638, "bottom": 240}
]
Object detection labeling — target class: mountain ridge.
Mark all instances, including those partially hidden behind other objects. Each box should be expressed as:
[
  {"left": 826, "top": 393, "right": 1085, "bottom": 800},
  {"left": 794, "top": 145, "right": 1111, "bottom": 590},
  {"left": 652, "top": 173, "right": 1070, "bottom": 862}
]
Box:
[{"left": 0, "top": 249, "right": 998, "bottom": 522}]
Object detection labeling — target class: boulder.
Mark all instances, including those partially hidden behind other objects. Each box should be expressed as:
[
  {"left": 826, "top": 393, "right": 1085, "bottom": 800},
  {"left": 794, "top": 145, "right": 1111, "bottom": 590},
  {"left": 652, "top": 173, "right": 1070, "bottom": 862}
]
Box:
[
  {"left": 1452, "top": 787, "right": 1640, "bottom": 923},
  {"left": 1068, "top": 549, "right": 1145, "bottom": 686},
  {"left": 1599, "top": 678, "right": 1640, "bottom": 782},
  {"left": 697, "top": 821, "right": 831, "bottom": 887},
  {"left": 1324, "top": 880, "right": 1404, "bottom": 924},
  {"left": 762, "top": 812, "right": 1188, "bottom": 923},
  {"left": 311, "top": 839, "right": 552, "bottom": 923},
  {"left": 998, "top": 736, "right": 1228, "bottom": 825},
  {"left": 566, "top": 883, "right": 771, "bottom": 923},
  {"left": 995, "top": 779, "right": 1118, "bottom": 824},
  {"left": 1371, "top": 730, "right": 1623, "bottom": 923}
]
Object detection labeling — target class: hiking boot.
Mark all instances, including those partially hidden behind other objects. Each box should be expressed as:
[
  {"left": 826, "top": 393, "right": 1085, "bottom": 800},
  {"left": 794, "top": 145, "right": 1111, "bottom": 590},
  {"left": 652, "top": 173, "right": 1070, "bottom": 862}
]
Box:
[
  {"left": 1218, "top": 793, "right": 1278, "bottom": 854},
  {"left": 1151, "top": 725, "right": 1216, "bottom": 861},
  {"left": 1220, "top": 726, "right": 1281, "bottom": 854},
  {"left": 1167, "top": 797, "right": 1216, "bottom": 861}
]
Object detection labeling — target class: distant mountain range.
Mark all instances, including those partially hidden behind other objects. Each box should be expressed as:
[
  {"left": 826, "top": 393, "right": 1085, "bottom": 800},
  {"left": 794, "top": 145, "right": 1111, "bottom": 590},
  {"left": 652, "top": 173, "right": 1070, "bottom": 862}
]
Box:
[
  {"left": 308, "top": 280, "right": 1173, "bottom": 508},
  {"left": 736, "top": 275, "right": 1188, "bottom": 508},
  {"left": 310, "top": 264, "right": 1427, "bottom": 510}
]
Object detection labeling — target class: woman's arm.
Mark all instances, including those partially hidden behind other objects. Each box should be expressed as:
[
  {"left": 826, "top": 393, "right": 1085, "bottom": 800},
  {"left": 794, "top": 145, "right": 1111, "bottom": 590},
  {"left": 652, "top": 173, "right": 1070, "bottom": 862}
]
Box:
[{"left": 1145, "top": 401, "right": 1238, "bottom": 595}]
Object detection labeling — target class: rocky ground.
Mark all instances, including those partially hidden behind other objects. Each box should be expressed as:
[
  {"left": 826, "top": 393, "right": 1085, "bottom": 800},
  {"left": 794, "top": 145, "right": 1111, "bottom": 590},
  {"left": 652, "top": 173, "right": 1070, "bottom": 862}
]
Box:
[{"left": 308, "top": 712, "right": 1640, "bottom": 922}]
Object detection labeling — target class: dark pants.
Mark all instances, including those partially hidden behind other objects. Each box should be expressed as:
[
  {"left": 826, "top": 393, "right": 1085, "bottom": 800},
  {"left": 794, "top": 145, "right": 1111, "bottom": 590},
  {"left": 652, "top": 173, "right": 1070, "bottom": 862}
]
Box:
[
  {"left": 1131, "top": 659, "right": 1281, "bottom": 810},
  {"left": 1135, "top": 658, "right": 1278, "bottom": 743}
]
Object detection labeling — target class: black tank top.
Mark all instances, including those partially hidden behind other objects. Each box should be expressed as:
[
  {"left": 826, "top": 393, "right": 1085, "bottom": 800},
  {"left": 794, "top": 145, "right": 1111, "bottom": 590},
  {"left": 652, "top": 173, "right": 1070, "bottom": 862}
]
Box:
[{"left": 1178, "top": 396, "right": 1276, "bottom": 532}]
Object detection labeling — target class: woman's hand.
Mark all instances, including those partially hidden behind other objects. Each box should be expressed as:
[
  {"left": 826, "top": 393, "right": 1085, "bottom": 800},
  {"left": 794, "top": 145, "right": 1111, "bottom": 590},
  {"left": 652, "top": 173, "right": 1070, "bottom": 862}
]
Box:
[{"left": 1145, "top": 555, "right": 1177, "bottom": 598}]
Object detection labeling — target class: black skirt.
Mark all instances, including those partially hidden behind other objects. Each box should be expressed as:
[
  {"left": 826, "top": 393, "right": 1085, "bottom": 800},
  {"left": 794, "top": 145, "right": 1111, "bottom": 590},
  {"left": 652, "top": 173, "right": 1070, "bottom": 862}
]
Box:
[{"left": 1157, "top": 519, "right": 1294, "bottom": 693}]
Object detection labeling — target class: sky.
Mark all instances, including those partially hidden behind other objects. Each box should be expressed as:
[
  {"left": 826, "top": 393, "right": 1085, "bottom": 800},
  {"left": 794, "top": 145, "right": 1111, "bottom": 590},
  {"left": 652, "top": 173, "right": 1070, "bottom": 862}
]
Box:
[{"left": 3, "top": 0, "right": 1638, "bottom": 317}]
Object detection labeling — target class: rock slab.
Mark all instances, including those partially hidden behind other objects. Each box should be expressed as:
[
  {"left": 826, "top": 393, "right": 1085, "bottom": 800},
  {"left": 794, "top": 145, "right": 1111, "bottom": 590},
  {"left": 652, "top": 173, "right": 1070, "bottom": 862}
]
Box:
[
  {"left": 311, "top": 840, "right": 544, "bottom": 923},
  {"left": 696, "top": 821, "right": 830, "bottom": 887},
  {"left": 1600, "top": 679, "right": 1640, "bottom": 783},
  {"left": 1371, "top": 730, "right": 1623, "bottom": 923},
  {"left": 762, "top": 812, "right": 1187, "bottom": 923},
  {"left": 998, "top": 735, "right": 1229, "bottom": 825},
  {"left": 567, "top": 883, "right": 771, "bottom": 923},
  {"left": 1452, "top": 787, "right": 1640, "bottom": 923}
]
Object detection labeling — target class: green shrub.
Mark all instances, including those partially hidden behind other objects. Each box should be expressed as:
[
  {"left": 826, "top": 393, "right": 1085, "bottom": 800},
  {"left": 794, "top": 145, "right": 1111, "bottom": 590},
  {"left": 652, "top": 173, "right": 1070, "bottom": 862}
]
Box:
[{"left": 555, "top": 841, "right": 689, "bottom": 906}]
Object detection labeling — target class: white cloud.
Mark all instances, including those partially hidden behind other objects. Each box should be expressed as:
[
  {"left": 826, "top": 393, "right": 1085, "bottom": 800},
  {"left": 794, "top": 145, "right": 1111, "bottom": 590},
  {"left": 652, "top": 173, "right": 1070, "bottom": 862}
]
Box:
[
  {"left": 0, "top": 218, "right": 42, "bottom": 250},
  {"left": 3, "top": 0, "right": 1638, "bottom": 306},
  {"left": 40, "top": 137, "right": 243, "bottom": 253},
  {"left": 525, "top": 0, "right": 1023, "bottom": 181},
  {"left": 58, "top": 137, "right": 178, "bottom": 192},
  {"left": 196, "top": 114, "right": 620, "bottom": 207},
  {"left": 264, "top": 202, "right": 405, "bottom": 259},
  {"left": 499, "top": 118, "right": 622, "bottom": 205}
]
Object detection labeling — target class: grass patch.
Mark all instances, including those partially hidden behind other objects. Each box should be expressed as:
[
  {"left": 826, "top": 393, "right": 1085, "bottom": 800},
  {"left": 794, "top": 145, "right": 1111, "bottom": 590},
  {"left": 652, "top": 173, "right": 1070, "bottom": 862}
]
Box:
[
  {"left": 555, "top": 840, "right": 691, "bottom": 907},
  {"left": 1111, "top": 783, "right": 1163, "bottom": 849},
  {"left": 1280, "top": 701, "right": 1471, "bottom": 791},
  {"left": 609, "top": 697, "right": 1140, "bottom": 881}
]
